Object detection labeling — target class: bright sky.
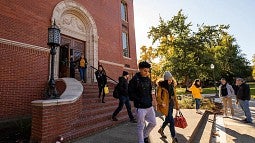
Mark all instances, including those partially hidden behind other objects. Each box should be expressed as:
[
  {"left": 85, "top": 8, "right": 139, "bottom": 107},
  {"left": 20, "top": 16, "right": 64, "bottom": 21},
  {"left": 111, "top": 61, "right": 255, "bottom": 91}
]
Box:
[{"left": 133, "top": 0, "right": 255, "bottom": 63}]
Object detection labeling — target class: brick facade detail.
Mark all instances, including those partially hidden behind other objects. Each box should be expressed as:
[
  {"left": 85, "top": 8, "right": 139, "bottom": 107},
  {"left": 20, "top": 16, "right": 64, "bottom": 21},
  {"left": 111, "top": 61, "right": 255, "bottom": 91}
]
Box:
[
  {"left": 0, "top": 43, "right": 49, "bottom": 120},
  {"left": 30, "top": 97, "right": 82, "bottom": 143}
]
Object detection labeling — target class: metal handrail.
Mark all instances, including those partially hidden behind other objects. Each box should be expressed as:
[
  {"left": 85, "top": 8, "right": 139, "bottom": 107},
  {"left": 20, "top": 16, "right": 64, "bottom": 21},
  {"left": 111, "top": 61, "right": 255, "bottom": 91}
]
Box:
[{"left": 90, "top": 66, "right": 118, "bottom": 83}]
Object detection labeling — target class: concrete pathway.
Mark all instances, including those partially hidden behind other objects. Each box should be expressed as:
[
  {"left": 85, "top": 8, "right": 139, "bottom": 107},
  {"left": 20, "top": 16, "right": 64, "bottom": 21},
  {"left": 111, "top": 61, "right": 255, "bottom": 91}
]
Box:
[
  {"left": 214, "top": 99, "right": 255, "bottom": 143},
  {"left": 73, "top": 109, "right": 205, "bottom": 143}
]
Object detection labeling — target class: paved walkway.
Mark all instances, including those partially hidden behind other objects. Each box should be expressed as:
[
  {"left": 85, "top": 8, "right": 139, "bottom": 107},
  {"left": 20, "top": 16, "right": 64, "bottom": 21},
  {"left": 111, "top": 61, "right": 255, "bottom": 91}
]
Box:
[
  {"left": 74, "top": 109, "right": 205, "bottom": 143},
  {"left": 214, "top": 99, "right": 255, "bottom": 143}
]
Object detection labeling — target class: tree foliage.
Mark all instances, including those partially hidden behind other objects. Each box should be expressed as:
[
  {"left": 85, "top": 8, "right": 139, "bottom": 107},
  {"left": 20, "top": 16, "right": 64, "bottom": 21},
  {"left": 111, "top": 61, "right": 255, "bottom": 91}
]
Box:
[
  {"left": 142, "top": 10, "right": 251, "bottom": 85},
  {"left": 252, "top": 54, "right": 255, "bottom": 80}
]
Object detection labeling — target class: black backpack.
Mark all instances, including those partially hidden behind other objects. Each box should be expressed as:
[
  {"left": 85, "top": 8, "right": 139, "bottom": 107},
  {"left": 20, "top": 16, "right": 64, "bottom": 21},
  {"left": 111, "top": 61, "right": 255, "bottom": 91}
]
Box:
[{"left": 113, "top": 84, "right": 119, "bottom": 99}]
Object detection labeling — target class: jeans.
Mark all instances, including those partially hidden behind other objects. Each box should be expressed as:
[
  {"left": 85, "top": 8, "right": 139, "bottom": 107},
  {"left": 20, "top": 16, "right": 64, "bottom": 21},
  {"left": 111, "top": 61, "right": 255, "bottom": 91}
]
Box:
[
  {"left": 222, "top": 97, "right": 234, "bottom": 116},
  {"left": 238, "top": 99, "right": 252, "bottom": 122},
  {"left": 79, "top": 67, "right": 86, "bottom": 81},
  {"left": 137, "top": 106, "right": 156, "bottom": 143},
  {"left": 112, "top": 96, "right": 134, "bottom": 120},
  {"left": 161, "top": 99, "right": 175, "bottom": 138},
  {"left": 195, "top": 98, "right": 201, "bottom": 110},
  {"left": 98, "top": 85, "right": 105, "bottom": 102}
]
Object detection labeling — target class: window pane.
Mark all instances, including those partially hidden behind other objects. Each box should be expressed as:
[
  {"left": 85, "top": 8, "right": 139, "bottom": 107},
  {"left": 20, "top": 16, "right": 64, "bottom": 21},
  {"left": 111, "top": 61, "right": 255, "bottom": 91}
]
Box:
[
  {"left": 121, "top": 3, "right": 127, "bottom": 21},
  {"left": 122, "top": 32, "right": 129, "bottom": 57}
]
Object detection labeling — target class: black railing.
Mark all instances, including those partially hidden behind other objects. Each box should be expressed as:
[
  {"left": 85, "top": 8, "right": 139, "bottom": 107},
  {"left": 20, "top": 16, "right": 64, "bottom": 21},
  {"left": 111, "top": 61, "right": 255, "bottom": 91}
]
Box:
[{"left": 90, "top": 66, "right": 118, "bottom": 83}]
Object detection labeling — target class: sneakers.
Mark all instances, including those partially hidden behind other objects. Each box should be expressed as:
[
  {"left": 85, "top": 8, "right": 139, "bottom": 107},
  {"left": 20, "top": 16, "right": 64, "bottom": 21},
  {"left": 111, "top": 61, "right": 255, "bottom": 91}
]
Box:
[
  {"left": 130, "top": 119, "right": 137, "bottom": 123},
  {"left": 196, "top": 110, "right": 203, "bottom": 114},
  {"left": 244, "top": 120, "right": 253, "bottom": 124},
  {"left": 158, "top": 128, "right": 167, "bottom": 138},
  {"left": 112, "top": 116, "right": 118, "bottom": 121},
  {"left": 144, "top": 137, "right": 149, "bottom": 143},
  {"left": 172, "top": 137, "right": 178, "bottom": 143}
]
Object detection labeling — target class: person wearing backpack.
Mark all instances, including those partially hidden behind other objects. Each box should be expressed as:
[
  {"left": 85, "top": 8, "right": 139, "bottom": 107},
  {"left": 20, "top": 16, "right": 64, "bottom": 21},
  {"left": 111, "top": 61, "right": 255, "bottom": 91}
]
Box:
[
  {"left": 156, "top": 71, "right": 179, "bottom": 143},
  {"left": 128, "top": 61, "right": 156, "bottom": 143},
  {"left": 219, "top": 78, "right": 235, "bottom": 117},
  {"left": 112, "top": 71, "right": 136, "bottom": 123}
]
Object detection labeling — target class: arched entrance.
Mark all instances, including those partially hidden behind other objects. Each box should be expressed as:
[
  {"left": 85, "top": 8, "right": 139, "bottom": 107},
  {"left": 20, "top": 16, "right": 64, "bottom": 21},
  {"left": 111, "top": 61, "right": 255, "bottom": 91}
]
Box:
[{"left": 51, "top": 0, "right": 98, "bottom": 83}]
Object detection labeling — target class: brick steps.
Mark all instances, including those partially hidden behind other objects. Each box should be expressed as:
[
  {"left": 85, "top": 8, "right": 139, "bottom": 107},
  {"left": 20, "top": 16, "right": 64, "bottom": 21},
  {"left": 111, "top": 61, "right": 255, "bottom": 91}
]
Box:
[
  {"left": 59, "top": 83, "right": 134, "bottom": 142},
  {"left": 74, "top": 109, "right": 130, "bottom": 129},
  {"left": 61, "top": 113, "right": 129, "bottom": 142}
]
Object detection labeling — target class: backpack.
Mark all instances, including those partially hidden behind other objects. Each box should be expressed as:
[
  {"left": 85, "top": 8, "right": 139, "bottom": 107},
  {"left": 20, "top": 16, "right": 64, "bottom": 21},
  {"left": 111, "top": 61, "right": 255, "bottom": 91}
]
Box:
[
  {"left": 113, "top": 84, "right": 119, "bottom": 99},
  {"left": 128, "top": 76, "right": 140, "bottom": 101}
]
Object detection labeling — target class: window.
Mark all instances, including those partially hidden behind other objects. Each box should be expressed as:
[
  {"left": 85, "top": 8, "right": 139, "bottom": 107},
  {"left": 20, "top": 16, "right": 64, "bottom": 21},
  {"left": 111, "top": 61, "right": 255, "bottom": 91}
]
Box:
[
  {"left": 121, "top": 2, "right": 127, "bottom": 21},
  {"left": 122, "top": 32, "right": 129, "bottom": 57}
]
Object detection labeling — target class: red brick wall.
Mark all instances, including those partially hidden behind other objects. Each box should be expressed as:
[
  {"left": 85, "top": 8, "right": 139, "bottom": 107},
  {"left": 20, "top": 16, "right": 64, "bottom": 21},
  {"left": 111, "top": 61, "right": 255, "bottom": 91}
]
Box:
[
  {"left": 0, "top": 43, "right": 49, "bottom": 120},
  {"left": 30, "top": 97, "right": 82, "bottom": 143},
  {"left": 0, "top": 0, "right": 137, "bottom": 119}
]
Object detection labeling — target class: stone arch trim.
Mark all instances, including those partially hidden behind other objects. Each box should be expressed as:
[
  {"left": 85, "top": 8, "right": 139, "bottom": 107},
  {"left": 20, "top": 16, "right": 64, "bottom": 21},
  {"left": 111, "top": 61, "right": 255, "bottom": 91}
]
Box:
[{"left": 51, "top": 0, "right": 99, "bottom": 83}]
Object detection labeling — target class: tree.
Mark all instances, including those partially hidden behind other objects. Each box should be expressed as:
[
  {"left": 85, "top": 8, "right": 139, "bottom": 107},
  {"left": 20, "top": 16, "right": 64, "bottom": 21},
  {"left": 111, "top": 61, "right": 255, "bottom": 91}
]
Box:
[
  {"left": 252, "top": 54, "right": 255, "bottom": 80},
  {"left": 143, "top": 10, "right": 251, "bottom": 86}
]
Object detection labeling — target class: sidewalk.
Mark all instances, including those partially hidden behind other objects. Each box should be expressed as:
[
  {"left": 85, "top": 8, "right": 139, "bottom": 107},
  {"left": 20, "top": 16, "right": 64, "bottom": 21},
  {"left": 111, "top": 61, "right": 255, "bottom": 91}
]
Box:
[
  {"left": 73, "top": 109, "right": 205, "bottom": 143},
  {"left": 214, "top": 99, "right": 255, "bottom": 143}
]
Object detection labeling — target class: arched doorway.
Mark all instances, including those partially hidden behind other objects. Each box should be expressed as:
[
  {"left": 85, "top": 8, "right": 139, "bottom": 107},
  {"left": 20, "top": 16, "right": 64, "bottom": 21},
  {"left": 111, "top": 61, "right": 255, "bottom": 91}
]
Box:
[{"left": 51, "top": 0, "right": 98, "bottom": 83}]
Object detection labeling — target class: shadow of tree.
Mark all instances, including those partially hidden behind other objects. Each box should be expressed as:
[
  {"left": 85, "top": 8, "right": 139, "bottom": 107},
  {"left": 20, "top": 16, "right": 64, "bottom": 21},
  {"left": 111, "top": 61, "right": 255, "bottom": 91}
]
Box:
[
  {"left": 225, "top": 127, "right": 255, "bottom": 142},
  {"left": 215, "top": 123, "right": 255, "bottom": 143}
]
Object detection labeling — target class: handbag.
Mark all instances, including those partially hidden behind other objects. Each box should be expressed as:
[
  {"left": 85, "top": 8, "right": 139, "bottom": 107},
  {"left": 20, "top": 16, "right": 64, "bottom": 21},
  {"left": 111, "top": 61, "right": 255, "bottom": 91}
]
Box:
[
  {"left": 174, "top": 110, "right": 188, "bottom": 128},
  {"left": 104, "top": 85, "right": 109, "bottom": 94}
]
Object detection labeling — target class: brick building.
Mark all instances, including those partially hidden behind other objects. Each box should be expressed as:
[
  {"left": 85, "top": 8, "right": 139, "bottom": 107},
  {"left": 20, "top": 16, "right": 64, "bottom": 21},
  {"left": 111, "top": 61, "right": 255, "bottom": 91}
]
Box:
[{"left": 0, "top": 0, "right": 137, "bottom": 121}]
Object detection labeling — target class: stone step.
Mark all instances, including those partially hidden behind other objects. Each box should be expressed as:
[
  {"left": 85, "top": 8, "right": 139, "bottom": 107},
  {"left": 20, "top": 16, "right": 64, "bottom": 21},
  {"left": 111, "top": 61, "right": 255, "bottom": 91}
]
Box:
[
  {"left": 60, "top": 115, "right": 129, "bottom": 142},
  {"left": 80, "top": 105, "right": 119, "bottom": 118},
  {"left": 74, "top": 109, "right": 131, "bottom": 129},
  {"left": 83, "top": 98, "right": 119, "bottom": 110}
]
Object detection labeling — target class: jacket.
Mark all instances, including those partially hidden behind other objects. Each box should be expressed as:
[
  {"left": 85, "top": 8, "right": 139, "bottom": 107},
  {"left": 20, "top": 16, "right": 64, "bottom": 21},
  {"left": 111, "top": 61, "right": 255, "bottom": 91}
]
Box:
[
  {"left": 95, "top": 70, "right": 107, "bottom": 87},
  {"left": 156, "top": 81, "right": 179, "bottom": 116},
  {"left": 189, "top": 85, "right": 202, "bottom": 99},
  {"left": 237, "top": 83, "right": 250, "bottom": 100},
  {"left": 219, "top": 83, "right": 235, "bottom": 98},
  {"left": 118, "top": 76, "right": 128, "bottom": 96},
  {"left": 128, "top": 72, "right": 152, "bottom": 108}
]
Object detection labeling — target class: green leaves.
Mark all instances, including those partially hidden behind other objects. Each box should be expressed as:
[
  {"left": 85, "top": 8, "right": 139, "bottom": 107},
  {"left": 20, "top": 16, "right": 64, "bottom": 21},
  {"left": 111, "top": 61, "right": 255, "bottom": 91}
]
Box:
[{"left": 142, "top": 10, "right": 251, "bottom": 84}]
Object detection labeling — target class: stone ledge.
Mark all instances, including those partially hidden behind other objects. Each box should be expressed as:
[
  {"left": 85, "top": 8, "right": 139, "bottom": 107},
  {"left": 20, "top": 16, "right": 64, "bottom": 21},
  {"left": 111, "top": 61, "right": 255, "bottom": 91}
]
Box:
[{"left": 31, "top": 78, "right": 83, "bottom": 106}]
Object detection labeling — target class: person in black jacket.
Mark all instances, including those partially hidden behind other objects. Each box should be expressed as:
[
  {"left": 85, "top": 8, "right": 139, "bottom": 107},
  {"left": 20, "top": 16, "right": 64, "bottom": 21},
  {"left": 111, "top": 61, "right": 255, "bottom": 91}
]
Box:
[
  {"left": 112, "top": 71, "right": 136, "bottom": 123},
  {"left": 95, "top": 65, "right": 107, "bottom": 103},
  {"left": 128, "top": 61, "right": 156, "bottom": 143},
  {"left": 236, "top": 78, "right": 253, "bottom": 123}
]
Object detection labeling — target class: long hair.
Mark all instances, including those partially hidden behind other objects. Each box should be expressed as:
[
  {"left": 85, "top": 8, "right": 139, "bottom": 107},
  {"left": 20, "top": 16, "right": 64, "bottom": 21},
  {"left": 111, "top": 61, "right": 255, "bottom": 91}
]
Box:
[
  {"left": 193, "top": 79, "right": 201, "bottom": 88},
  {"left": 98, "top": 65, "right": 106, "bottom": 74}
]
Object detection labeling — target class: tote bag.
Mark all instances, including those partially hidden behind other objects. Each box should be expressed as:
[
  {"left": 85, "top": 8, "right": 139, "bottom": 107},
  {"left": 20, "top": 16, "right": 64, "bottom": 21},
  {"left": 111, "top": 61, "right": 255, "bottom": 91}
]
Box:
[
  {"left": 174, "top": 110, "right": 188, "bottom": 129},
  {"left": 104, "top": 85, "right": 109, "bottom": 94}
]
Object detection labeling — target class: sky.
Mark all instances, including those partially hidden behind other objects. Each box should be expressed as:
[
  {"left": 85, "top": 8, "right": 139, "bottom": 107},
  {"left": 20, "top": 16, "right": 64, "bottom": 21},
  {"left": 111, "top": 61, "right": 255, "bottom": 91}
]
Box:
[{"left": 133, "top": 0, "right": 255, "bottom": 63}]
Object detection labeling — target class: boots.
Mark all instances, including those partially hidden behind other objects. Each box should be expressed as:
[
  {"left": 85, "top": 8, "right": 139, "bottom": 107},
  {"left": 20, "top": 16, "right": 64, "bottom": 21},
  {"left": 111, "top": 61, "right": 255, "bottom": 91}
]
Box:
[{"left": 158, "top": 128, "right": 167, "bottom": 138}]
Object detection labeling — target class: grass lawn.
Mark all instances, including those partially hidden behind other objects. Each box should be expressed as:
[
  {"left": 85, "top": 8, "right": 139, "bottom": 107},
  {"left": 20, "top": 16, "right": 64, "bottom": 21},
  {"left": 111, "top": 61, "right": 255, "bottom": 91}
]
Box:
[
  {"left": 176, "top": 82, "right": 255, "bottom": 99},
  {"left": 176, "top": 87, "right": 216, "bottom": 95}
]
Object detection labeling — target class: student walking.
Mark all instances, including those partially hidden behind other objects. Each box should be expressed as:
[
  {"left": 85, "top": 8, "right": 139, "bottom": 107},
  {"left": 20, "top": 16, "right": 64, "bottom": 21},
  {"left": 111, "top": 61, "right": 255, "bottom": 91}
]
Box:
[
  {"left": 235, "top": 78, "right": 253, "bottom": 123},
  {"left": 128, "top": 61, "right": 156, "bottom": 143},
  {"left": 189, "top": 79, "right": 203, "bottom": 114},
  {"left": 112, "top": 71, "right": 136, "bottom": 123},
  {"left": 95, "top": 65, "right": 107, "bottom": 103},
  {"left": 156, "top": 71, "right": 179, "bottom": 143},
  {"left": 219, "top": 78, "right": 235, "bottom": 117}
]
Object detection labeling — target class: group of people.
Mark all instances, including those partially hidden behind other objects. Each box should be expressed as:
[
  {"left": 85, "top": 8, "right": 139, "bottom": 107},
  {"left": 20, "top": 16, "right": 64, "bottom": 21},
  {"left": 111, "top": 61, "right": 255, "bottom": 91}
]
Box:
[
  {"left": 111, "top": 61, "right": 180, "bottom": 143},
  {"left": 74, "top": 58, "right": 252, "bottom": 143},
  {"left": 219, "top": 78, "right": 252, "bottom": 123},
  {"left": 110, "top": 61, "right": 253, "bottom": 143}
]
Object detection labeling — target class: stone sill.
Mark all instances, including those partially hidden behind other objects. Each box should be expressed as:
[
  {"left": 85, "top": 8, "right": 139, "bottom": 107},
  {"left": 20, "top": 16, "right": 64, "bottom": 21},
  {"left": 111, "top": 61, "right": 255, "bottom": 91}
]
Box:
[{"left": 31, "top": 78, "right": 83, "bottom": 107}]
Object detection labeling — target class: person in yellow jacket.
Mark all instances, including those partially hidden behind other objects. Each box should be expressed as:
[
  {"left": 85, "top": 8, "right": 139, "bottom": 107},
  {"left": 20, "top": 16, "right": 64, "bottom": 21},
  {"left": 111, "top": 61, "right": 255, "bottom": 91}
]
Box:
[
  {"left": 189, "top": 79, "right": 203, "bottom": 114},
  {"left": 156, "top": 71, "right": 179, "bottom": 143}
]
